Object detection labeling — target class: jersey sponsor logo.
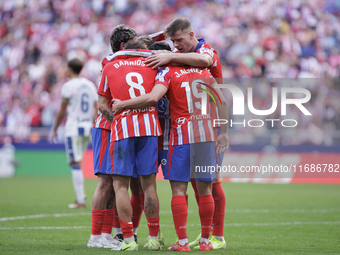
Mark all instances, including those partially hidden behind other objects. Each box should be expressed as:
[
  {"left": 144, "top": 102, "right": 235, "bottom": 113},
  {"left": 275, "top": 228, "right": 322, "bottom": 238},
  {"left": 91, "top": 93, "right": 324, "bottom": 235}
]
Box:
[
  {"left": 121, "top": 109, "right": 132, "bottom": 116},
  {"left": 175, "top": 117, "right": 188, "bottom": 125}
]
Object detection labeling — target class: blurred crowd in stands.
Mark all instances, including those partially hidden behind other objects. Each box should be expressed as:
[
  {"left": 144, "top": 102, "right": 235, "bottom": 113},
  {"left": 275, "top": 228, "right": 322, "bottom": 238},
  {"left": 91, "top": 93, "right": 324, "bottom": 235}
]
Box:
[{"left": 0, "top": 0, "right": 339, "bottom": 144}]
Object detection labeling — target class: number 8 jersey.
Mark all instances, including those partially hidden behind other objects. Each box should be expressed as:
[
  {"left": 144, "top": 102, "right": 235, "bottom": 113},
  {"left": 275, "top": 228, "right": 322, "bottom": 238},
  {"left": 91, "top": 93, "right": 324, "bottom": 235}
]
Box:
[
  {"left": 155, "top": 66, "right": 216, "bottom": 146},
  {"left": 98, "top": 56, "right": 161, "bottom": 141}
]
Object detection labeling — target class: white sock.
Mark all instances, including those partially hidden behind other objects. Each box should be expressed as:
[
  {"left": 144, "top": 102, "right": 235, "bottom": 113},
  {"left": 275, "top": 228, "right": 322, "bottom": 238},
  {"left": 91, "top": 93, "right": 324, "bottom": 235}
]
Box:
[
  {"left": 200, "top": 237, "right": 210, "bottom": 245},
  {"left": 212, "top": 236, "right": 225, "bottom": 242},
  {"left": 90, "top": 234, "right": 101, "bottom": 240},
  {"left": 101, "top": 233, "right": 112, "bottom": 239},
  {"left": 133, "top": 227, "right": 138, "bottom": 235},
  {"left": 178, "top": 238, "right": 188, "bottom": 246},
  {"left": 113, "top": 228, "right": 122, "bottom": 236},
  {"left": 149, "top": 235, "right": 158, "bottom": 241},
  {"left": 71, "top": 168, "right": 85, "bottom": 204},
  {"left": 124, "top": 235, "right": 134, "bottom": 244}
]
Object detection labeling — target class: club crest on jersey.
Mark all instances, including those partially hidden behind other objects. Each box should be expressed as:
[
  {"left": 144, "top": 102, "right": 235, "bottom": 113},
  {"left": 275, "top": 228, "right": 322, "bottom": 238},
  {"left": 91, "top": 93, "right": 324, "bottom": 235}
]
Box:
[{"left": 175, "top": 117, "right": 188, "bottom": 125}]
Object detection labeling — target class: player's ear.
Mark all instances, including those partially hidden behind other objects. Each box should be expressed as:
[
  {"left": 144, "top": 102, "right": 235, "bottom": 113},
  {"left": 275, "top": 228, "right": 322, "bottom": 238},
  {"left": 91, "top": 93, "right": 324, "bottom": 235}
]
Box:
[
  {"left": 120, "top": 42, "right": 125, "bottom": 50},
  {"left": 189, "top": 31, "right": 194, "bottom": 40}
]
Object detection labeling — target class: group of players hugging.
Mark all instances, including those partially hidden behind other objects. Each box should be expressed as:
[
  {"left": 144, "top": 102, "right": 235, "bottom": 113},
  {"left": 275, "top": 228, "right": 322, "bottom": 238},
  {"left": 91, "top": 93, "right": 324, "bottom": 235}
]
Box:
[{"left": 80, "top": 17, "right": 229, "bottom": 251}]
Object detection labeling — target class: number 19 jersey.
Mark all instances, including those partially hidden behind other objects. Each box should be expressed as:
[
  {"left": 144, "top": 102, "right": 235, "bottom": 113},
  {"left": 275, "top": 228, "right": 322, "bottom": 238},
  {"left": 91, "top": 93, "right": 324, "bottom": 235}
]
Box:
[
  {"left": 98, "top": 56, "right": 161, "bottom": 142},
  {"left": 155, "top": 66, "right": 216, "bottom": 146}
]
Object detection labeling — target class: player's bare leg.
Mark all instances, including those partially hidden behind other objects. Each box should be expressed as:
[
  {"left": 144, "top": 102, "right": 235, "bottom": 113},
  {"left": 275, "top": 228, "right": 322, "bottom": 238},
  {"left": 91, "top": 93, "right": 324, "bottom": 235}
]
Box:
[
  {"left": 167, "top": 181, "right": 190, "bottom": 251},
  {"left": 92, "top": 174, "right": 113, "bottom": 209},
  {"left": 113, "top": 175, "right": 132, "bottom": 222},
  {"left": 130, "top": 177, "right": 142, "bottom": 240},
  {"left": 140, "top": 173, "right": 162, "bottom": 250}
]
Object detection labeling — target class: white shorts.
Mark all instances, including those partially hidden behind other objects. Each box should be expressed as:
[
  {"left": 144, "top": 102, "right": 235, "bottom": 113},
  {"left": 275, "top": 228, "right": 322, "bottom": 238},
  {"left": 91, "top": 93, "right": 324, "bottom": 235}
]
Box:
[{"left": 65, "top": 136, "right": 90, "bottom": 163}]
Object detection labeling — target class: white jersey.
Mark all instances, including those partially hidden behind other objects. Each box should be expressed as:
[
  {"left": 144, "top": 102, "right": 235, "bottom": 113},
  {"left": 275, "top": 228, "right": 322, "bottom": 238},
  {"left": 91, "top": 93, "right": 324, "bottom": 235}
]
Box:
[{"left": 61, "top": 77, "right": 97, "bottom": 137}]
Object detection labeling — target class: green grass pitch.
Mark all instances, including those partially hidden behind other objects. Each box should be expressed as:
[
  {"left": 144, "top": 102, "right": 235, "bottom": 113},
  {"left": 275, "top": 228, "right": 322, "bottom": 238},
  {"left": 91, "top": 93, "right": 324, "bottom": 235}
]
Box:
[{"left": 0, "top": 177, "right": 339, "bottom": 254}]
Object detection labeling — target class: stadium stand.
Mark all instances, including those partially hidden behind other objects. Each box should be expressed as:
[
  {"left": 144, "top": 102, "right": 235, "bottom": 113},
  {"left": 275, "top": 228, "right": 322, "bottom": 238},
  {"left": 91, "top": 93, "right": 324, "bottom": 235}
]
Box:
[{"left": 0, "top": 0, "right": 339, "bottom": 144}]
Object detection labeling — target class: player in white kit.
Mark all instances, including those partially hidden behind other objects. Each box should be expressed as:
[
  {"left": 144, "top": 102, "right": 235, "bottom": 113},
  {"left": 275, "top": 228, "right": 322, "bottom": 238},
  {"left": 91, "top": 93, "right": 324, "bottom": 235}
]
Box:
[{"left": 52, "top": 58, "right": 98, "bottom": 209}]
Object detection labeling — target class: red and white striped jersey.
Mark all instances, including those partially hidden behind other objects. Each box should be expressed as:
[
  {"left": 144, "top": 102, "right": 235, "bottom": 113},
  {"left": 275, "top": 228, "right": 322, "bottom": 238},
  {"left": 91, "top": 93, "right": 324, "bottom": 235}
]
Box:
[
  {"left": 155, "top": 66, "right": 216, "bottom": 146},
  {"left": 174, "top": 38, "right": 222, "bottom": 128},
  {"left": 98, "top": 55, "right": 161, "bottom": 142},
  {"left": 94, "top": 50, "right": 153, "bottom": 131}
]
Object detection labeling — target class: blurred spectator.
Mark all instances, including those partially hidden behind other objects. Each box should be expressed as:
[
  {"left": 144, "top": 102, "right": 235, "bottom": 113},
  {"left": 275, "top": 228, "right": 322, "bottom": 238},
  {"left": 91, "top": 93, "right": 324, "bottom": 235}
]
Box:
[{"left": 0, "top": 0, "right": 339, "bottom": 144}]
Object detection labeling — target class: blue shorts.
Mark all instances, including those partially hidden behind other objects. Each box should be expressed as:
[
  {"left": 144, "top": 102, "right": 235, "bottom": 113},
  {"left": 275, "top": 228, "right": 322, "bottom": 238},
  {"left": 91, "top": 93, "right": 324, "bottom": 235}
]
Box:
[
  {"left": 158, "top": 149, "right": 169, "bottom": 180},
  {"left": 92, "top": 128, "right": 113, "bottom": 175},
  {"left": 168, "top": 142, "right": 216, "bottom": 182},
  {"left": 112, "top": 136, "right": 158, "bottom": 177}
]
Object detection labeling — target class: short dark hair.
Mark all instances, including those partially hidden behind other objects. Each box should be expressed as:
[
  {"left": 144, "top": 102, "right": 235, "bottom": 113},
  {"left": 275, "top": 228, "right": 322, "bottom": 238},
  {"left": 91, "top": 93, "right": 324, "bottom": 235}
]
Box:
[
  {"left": 148, "top": 42, "right": 171, "bottom": 51},
  {"left": 164, "top": 17, "right": 192, "bottom": 37},
  {"left": 110, "top": 24, "right": 137, "bottom": 53},
  {"left": 67, "top": 58, "right": 83, "bottom": 74},
  {"left": 124, "top": 41, "right": 147, "bottom": 50},
  {"left": 137, "top": 35, "right": 154, "bottom": 48}
]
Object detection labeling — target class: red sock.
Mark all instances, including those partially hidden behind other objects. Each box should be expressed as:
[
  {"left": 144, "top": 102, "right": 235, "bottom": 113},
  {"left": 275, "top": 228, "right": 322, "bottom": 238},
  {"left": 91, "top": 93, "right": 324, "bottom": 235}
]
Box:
[
  {"left": 199, "top": 194, "right": 214, "bottom": 239},
  {"left": 171, "top": 196, "right": 188, "bottom": 240},
  {"left": 190, "top": 179, "right": 199, "bottom": 205},
  {"left": 101, "top": 209, "right": 114, "bottom": 234},
  {"left": 185, "top": 194, "right": 188, "bottom": 206},
  {"left": 131, "top": 194, "right": 143, "bottom": 229},
  {"left": 118, "top": 218, "right": 134, "bottom": 239},
  {"left": 147, "top": 217, "right": 159, "bottom": 237},
  {"left": 212, "top": 182, "right": 226, "bottom": 236},
  {"left": 91, "top": 209, "right": 106, "bottom": 235},
  {"left": 139, "top": 193, "right": 145, "bottom": 211},
  {"left": 112, "top": 207, "right": 120, "bottom": 228}
]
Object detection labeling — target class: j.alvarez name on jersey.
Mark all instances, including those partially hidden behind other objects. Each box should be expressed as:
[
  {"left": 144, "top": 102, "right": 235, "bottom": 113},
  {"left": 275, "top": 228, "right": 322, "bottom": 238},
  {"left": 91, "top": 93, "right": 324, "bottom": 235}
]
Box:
[{"left": 174, "top": 67, "right": 204, "bottom": 78}]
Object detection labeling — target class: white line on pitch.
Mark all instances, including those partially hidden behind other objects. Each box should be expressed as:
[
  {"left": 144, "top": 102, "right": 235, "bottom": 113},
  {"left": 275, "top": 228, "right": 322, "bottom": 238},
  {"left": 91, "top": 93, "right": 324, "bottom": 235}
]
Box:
[
  {"left": 0, "top": 212, "right": 90, "bottom": 222},
  {"left": 1, "top": 221, "right": 340, "bottom": 230},
  {"left": 1, "top": 209, "right": 339, "bottom": 222}
]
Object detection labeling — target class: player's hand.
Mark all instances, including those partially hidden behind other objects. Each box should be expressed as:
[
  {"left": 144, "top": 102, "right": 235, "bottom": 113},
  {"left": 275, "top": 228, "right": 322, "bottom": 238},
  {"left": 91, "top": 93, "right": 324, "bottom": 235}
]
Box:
[
  {"left": 215, "top": 133, "right": 229, "bottom": 155},
  {"left": 51, "top": 131, "right": 58, "bottom": 144},
  {"left": 145, "top": 53, "right": 172, "bottom": 69},
  {"left": 151, "top": 50, "right": 171, "bottom": 54},
  {"left": 111, "top": 99, "right": 123, "bottom": 115}
]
